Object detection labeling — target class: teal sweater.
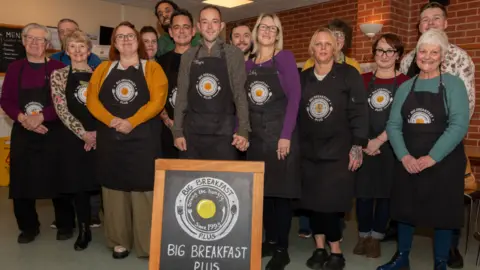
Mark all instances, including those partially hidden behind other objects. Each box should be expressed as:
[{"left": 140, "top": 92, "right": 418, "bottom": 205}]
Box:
[{"left": 386, "top": 73, "right": 469, "bottom": 162}]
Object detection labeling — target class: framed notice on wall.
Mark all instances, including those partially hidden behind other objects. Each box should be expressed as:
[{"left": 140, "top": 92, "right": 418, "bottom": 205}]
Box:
[{"left": 150, "top": 159, "right": 265, "bottom": 270}]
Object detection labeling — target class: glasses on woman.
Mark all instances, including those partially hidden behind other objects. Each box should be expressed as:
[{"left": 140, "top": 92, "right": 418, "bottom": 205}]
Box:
[
  {"left": 116, "top": 33, "right": 136, "bottom": 41},
  {"left": 258, "top": 24, "right": 278, "bottom": 33},
  {"left": 375, "top": 49, "right": 397, "bottom": 57},
  {"left": 332, "top": 31, "right": 345, "bottom": 41},
  {"left": 24, "top": 35, "right": 46, "bottom": 44}
]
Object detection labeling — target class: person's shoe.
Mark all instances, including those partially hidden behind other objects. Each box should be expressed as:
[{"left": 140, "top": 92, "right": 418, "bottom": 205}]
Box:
[
  {"left": 74, "top": 223, "right": 92, "bottom": 251},
  {"left": 434, "top": 259, "right": 448, "bottom": 270},
  {"left": 353, "top": 236, "right": 370, "bottom": 255},
  {"left": 17, "top": 228, "right": 40, "bottom": 244},
  {"left": 447, "top": 248, "right": 464, "bottom": 269},
  {"left": 50, "top": 220, "right": 57, "bottom": 229},
  {"left": 382, "top": 226, "right": 398, "bottom": 242},
  {"left": 366, "top": 238, "right": 381, "bottom": 258},
  {"left": 56, "top": 228, "right": 74, "bottom": 241},
  {"left": 262, "top": 242, "right": 276, "bottom": 258},
  {"left": 306, "top": 248, "right": 328, "bottom": 270},
  {"left": 265, "top": 248, "right": 290, "bottom": 270},
  {"left": 298, "top": 229, "right": 312, "bottom": 239},
  {"left": 112, "top": 246, "right": 130, "bottom": 259},
  {"left": 90, "top": 217, "right": 102, "bottom": 228},
  {"left": 377, "top": 251, "right": 410, "bottom": 270},
  {"left": 324, "top": 254, "right": 346, "bottom": 270}
]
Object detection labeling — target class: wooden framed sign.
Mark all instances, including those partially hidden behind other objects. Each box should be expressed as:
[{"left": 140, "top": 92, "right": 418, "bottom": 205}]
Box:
[{"left": 150, "top": 159, "right": 265, "bottom": 270}]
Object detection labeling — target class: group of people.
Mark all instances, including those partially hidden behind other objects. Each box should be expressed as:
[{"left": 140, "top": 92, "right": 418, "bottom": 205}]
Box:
[{"left": 1, "top": 1, "right": 475, "bottom": 270}]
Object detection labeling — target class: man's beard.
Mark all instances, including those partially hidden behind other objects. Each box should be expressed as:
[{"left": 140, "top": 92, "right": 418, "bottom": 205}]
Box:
[{"left": 162, "top": 24, "right": 169, "bottom": 33}]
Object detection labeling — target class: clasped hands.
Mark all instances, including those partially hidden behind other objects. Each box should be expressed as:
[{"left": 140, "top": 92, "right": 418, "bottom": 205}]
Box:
[
  {"left": 401, "top": 155, "right": 436, "bottom": 174},
  {"left": 110, "top": 117, "right": 133, "bottom": 134},
  {"left": 18, "top": 113, "right": 48, "bottom": 134}
]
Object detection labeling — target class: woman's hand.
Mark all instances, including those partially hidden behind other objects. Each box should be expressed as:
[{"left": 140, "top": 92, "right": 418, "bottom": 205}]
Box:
[
  {"left": 363, "top": 138, "right": 383, "bottom": 156},
  {"left": 418, "top": 155, "right": 436, "bottom": 171},
  {"left": 115, "top": 119, "right": 133, "bottom": 134},
  {"left": 401, "top": 155, "right": 421, "bottom": 174},
  {"left": 232, "top": 134, "right": 248, "bottom": 152},
  {"left": 348, "top": 145, "right": 363, "bottom": 171},
  {"left": 82, "top": 131, "right": 96, "bottom": 151},
  {"left": 277, "top": 139, "right": 290, "bottom": 160},
  {"left": 175, "top": 137, "right": 187, "bottom": 151}
]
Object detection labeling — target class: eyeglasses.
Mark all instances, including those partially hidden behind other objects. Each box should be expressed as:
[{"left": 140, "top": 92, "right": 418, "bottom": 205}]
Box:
[
  {"left": 375, "top": 49, "right": 397, "bottom": 57},
  {"left": 24, "top": 35, "right": 46, "bottom": 44},
  {"left": 332, "top": 31, "right": 345, "bottom": 41},
  {"left": 258, "top": 24, "right": 278, "bottom": 33},
  {"left": 171, "top": 25, "right": 192, "bottom": 31},
  {"left": 116, "top": 33, "right": 136, "bottom": 41}
]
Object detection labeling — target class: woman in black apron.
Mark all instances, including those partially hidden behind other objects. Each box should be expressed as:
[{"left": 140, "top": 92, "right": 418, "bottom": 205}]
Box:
[
  {"left": 245, "top": 14, "right": 301, "bottom": 270},
  {"left": 378, "top": 29, "right": 469, "bottom": 270},
  {"left": 86, "top": 22, "right": 168, "bottom": 259},
  {"left": 354, "top": 34, "right": 409, "bottom": 258},
  {"left": 299, "top": 28, "right": 368, "bottom": 270},
  {"left": 0, "top": 23, "right": 72, "bottom": 244},
  {"left": 51, "top": 30, "right": 99, "bottom": 251}
]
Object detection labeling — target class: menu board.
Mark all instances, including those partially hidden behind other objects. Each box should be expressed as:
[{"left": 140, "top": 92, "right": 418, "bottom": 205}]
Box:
[{"left": 0, "top": 24, "right": 26, "bottom": 74}]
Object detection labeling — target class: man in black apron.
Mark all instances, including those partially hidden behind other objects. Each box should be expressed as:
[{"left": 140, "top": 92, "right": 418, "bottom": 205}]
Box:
[
  {"left": 378, "top": 74, "right": 466, "bottom": 270},
  {"left": 157, "top": 9, "right": 195, "bottom": 159},
  {"left": 172, "top": 5, "right": 250, "bottom": 159},
  {"left": 246, "top": 52, "right": 301, "bottom": 269}
]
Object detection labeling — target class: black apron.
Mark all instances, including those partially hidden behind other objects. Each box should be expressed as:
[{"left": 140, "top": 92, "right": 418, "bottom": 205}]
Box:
[
  {"left": 9, "top": 59, "right": 62, "bottom": 199},
  {"left": 57, "top": 67, "right": 99, "bottom": 193},
  {"left": 181, "top": 45, "right": 238, "bottom": 160},
  {"left": 390, "top": 74, "right": 465, "bottom": 229},
  {"left": 160, "top": 52, "right": 179, "bottom": 159},
  {"left": 245, "top": 54, "right": 301, "bottom": 199},
  {"left": 96, "top": 61, "right": 157, "bottom": 191},
  {"left": 355, "top": 73, "right": 397, "bottom": 198},
  {"left": 299, "top": 65, "right": 355, "bottom": 212}
]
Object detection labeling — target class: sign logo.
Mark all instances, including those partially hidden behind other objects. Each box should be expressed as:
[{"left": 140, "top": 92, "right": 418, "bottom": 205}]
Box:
[
  {"left": 408, "top": 108, "right": 434, "bottom": 124},
  {"left": 24, "top": 102, "right": 43, "bottom": 116},
  {"left": 196, "top": 73, "right": 221, "bottom": 99},
  {"left": 112, "top": 79, "right": 138, "bottom": 104},
  {"left": 248, "top": 81, "right": 272, "bottom": 105},
  {"left": 175, "top": 177, "right": 239, "bottom": 241},
  {"left": 74, "top": 81, "right": 89, "bottom": 105},
  {"left": 368, "top": 88, "right": 392, "bottom": 111},
  {"left": 169, "top": 87, "right": 177, "bottom": 108},
  {"left": 306, "top": 95, "right": 333, "bottom": 121}
]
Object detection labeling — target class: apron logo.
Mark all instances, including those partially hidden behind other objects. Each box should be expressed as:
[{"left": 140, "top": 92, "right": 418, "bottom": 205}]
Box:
[
  {"left": 248, "top": 81, "right": 272, "bottom": 105},
  {"left": 193, "top": 59, "right": 204, "bottom": 66},
  {"left": 74, "top": 81, "right": 89, "bottom": 105},
  {"left": 196, "top": 73, "right": 221, "bottom": 99},
  {"left": 169, "top": 87, "right": 177, "bottom": 108},
  {"left": 112, "top": 79, "right": 138, "bottom": 104},
  {"left": 175, "top": 177, "right": 239, "bottom": 241},
  {"left": 368, "top": 88, "right": 393, "bottom": 111},
  {"left": 408, "top": 108, "right": 434, "bottom": 124},
  {"left": 24, "top": 102, "right": 43, "bottom": 116},
  {"left": 248, "top": 70, "right": 258, "bottom": 76},
  {"left": 307, "top": 95, "right": 333, "bottom": 122}
]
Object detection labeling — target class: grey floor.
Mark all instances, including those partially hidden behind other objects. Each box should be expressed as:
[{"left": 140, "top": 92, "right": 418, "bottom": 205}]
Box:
[{"left": 0, "top": 187, "right": 479, "bottom": 270}]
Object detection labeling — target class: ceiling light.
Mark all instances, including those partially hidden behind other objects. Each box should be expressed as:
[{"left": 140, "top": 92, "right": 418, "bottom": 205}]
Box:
[{"left": 202, "top": 0, "right": 253, "bottom": 8}]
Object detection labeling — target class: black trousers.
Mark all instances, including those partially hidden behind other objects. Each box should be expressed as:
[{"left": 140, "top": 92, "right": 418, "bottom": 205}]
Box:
[
  {"left": 263, "top": 197, "right": 292, "bottom": 249},
  {"left": 74, "top": 192, "right": 92, "bottom": 227},
  {"left": 13, "top": 196, "right": 75, "bottom": 233},
  {"left": 310, "top": 211, "right": 342, "bottom": 243}
]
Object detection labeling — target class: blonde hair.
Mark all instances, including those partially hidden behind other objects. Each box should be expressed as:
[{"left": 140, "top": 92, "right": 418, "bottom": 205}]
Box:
[
  {"left": 308, "top": 28, "right": 338, "bottom": 60},
  {"left": 251, "top": 13, "right": 283, "bottom": 54},
  {"left": 22, "top": 23, "right": 52, "bottom": 43},
  {"left": 63, "top": 30, "right": 92, "bottom": 51},
  {"left": 416, "top": 29, "right": 449, "bottom": 59}
]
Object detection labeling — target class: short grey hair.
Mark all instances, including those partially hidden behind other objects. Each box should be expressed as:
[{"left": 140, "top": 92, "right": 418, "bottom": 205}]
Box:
[
  {"left": 416, "top": 29, "right": 449, "bottom": 59},
  {"left": 22, "top": 23, "right": 52, "bottom": 43}
]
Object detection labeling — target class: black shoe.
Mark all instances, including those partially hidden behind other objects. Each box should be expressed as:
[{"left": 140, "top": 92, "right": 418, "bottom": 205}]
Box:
[
  {"left": 306, "top": 248, "right": 329, "bottom": 270},
  {"left": 56, "top": 228, "right": 74, "bottom": 241},
  {"left": 266, "top": 248, "right": 290, "bottom": 270},
  {"left": 112, "top": 248, "right": 130, "bottom": 259},
  {"left": 17, "top": 228, "right": 40, "bottom": 244},
  {"left": 435, "top": 259, "right": 447, "bottom": 270},
  {"left": 382, "top": 226, "right": 398, "bottom": 242},
  {"left": 262, "top": 242, "right": 276, "bottom": 258},
  {"left": 324, "top": 254, "right": 345, "bottom": 270},
  {"left": 74, "top": 223, "right": 92, "bottom": 251},
  {"left": 447, "top": 248, "right": 463, "bottom": 269}
]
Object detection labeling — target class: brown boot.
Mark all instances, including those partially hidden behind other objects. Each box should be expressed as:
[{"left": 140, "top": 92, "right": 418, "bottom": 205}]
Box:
[
  {"left": 353, "top": 236, "right": 370, "bottom": 255},
  {"left": 366, "top": 238, "right": 381, "bottom": 258}
]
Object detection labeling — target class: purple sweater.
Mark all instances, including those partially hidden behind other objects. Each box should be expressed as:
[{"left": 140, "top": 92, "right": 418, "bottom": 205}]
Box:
[
  {"left": 245, "top": 50, "right": 300, "bottom": 140},
  {"left": 1, "top": 59, "right": 65, "bottom": 122}
]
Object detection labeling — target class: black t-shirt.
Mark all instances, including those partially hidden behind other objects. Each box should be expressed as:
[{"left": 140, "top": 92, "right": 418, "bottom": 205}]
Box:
[{"left": 156, "top": 50, "right": 182, "bottom": 74}]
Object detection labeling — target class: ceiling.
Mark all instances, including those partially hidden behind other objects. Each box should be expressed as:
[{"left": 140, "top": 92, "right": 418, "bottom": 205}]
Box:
[{"left": 101, "top": 0, "right": 332, "bottom": 22}]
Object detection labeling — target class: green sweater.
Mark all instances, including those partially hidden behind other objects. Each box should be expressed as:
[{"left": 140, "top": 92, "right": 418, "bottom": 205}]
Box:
[
  {"left": 156, "top": 32, "right": 202, "bottom": 57},
  {"left": 386, "top": 73, "right": 469, "bottom": 162}
]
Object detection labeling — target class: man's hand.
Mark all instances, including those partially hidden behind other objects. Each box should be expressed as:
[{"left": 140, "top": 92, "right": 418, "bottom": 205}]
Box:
[
  {"left": 174, "top": 137, "right": 187, "bottom": 151},
  {"left": 232, "top": 134, "right": 248, "bottom": 151}
]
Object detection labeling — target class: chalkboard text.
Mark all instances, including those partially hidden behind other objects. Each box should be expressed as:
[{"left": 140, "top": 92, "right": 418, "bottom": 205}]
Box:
[{"left": 167, "top": 244, "right": 249, "bottom": 269}]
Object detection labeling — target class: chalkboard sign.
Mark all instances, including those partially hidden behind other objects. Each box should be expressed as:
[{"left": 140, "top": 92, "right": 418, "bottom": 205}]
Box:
[
  {"left": 150, "top": 159, "right": 264, "bottom": 270},
  {"left": 0, "top": 24, "right": 26, "bottom": 74}
]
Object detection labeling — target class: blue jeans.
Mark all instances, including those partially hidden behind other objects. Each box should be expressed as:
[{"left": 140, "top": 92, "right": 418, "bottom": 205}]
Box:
[
  {"left": 356, "top": 198, "right": 390, "bottom": 239},
  {"left": 398, "top": 222, "right": 452, "bottom": 261}
]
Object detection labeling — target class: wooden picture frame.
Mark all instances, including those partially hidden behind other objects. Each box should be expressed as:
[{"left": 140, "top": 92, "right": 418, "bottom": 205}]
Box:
[{"left": 150, "top": 159, "right": 265, "bottom": 270}]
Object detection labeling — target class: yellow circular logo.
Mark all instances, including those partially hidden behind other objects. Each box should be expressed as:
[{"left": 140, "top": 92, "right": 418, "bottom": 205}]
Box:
[
  {"left": 248, "top": 82, "right": 272, "bottom": 105},
  {"left": 409, "top": 109, "right": 433, "bottom": 124},
  {"left": 368, "top": 88, "right": 393, "bottom": 111},
  {"left": 307, "top": 95, "right": 333, "bottom": 121},
  {"left": 196, "top": 74, "right": 221, "bottom": 99},
  {"left": 25, "top": 102, "right": 43, "bottom": 116},
  {"left": 114, "top": 80, "right": 138, "bottom": 103}
]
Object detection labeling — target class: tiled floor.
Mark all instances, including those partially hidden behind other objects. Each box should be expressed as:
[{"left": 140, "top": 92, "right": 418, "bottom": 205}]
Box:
[{"left": 0, "top": 186, "right": 479, "bottom": 270}]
